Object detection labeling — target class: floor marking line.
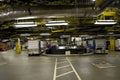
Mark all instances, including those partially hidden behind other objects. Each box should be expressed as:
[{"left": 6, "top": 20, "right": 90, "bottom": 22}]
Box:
[
  {"left": 66, "top": 58, "right": 82, "bottom": 80},
  {"left": 56, "top": 71, "right": 74, "bottom": 78},
  {"left": 92, "top": 63, "right": 116, "bottom": 68},
  {"left": 57, "top": 65, "right": 70, "bottom": 69},
  {"left": 53, "top": 58, "right": 57, "bottom": 80},
  {"left": 57, "top": 61, "right": 68, "bottom": 64},
  {"left": 98, "top": 66, "right": 116, "bottom": 68},
  {"left": 0, "top": 62, "right": 7, "bottom": 66}
]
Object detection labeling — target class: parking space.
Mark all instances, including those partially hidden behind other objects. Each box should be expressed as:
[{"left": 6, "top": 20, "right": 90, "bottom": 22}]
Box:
[{"left": 0, "top": 50, "right": 120, "bottom": 80}]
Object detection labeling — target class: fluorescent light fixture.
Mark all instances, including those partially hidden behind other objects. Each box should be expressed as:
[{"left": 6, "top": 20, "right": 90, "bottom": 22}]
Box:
[
  {"left": 14, "top": 24, "right": 37, "bottom": 28},
  {"left": 92, "top": 0, "right": 96, "bottom": 1},
  {"left": 46, "top": 23, "right": 68, "bottom": 26},
  {"left": 45, "top": 20, "right": 68, "bottom": 26},
  {"left": 45, "top": 16, "right": 65, "bottom": 18},
  {"left": 48, "top": 20, "right": 66, "bottom": 23},
  {"left": 15, "top": 22, "right": 36, "bottom": 25},
  {"left": 15, "top": 16, "right": 37, "bottom": 20},
  {"left": 14, "top": 22, "right": 37, "bottom": 28},
  {"left": 40, "top": 33, "right": 51, "bottom": 36},
  {"left": 20, "top": 33, "right": 30, "bottom": 36},
  {"left": 95, "top": 20, "right": 117, "bottom": 25}
]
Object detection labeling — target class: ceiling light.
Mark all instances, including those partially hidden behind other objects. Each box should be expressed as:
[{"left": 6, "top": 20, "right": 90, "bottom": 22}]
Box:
[
  {"left": 20, "top": 33, "right": 30, "bottom": 36},
  {"left": 14, "top": 22, "right": 36, "bottom": 25},
  {"left": 94, "top": 20, "right": 117, "bottom": 25},
  {"left": 14, "top": 22, "right": 37, "bottom": 28},
  {"left": 48, "top": 20, "right": 66, "bottom": 23},
  {"left": 45, "top": 16, "right": 65, "bottom": 18},
  {"left": 14, "top": 24, "right": 37, "bottom": 28},
  {"left": 15, "top": 16, "right": 37, "bottom": 20},
  {"left": 40, "top": 33, "right": 51, "bottom": 36},
  {"left": 46, "top": 23, "right": 68, "bottom": 26},
  {"left": 92, "top": 0, "right": 96, "bottom": 1},
  {"left": 45, "top": 20, "right": 68, "bottom": 26}
]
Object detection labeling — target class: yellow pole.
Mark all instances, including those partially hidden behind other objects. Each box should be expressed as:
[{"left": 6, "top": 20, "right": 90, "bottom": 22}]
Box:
[
  {"left": 15, "top": 38, "right": 21, "bottom": 54},
  {"left": 109, "top": 39, "right": 115, "bottom": 51}
]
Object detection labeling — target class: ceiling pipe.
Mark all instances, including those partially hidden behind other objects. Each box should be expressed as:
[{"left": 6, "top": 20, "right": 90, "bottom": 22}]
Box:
[{"left": 96, "top": 0, "right": 115, "bottom": 10}]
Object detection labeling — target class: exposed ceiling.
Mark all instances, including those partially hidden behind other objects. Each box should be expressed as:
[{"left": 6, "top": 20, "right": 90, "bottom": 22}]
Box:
[{"left": 0, "top": 0, "right": 120, "bottom": 39}]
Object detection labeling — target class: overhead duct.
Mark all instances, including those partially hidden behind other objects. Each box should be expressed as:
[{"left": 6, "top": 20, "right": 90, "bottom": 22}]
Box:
[
  {"left": 0, "top": 0, "right": 102, "bottom": 21},
  {"left": 0, "top": 6, "right": 99, "bottom": 21}
]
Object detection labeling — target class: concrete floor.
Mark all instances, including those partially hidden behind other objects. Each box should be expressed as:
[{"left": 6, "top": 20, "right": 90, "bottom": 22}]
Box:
[{"left": 0, "top": 50, "right": 120, "bottom": 80}]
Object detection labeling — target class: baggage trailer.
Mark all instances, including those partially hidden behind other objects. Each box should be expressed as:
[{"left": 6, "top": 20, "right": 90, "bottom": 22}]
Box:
[{"left": 27, "top": 40, "right": 40, "bottom": 56}]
